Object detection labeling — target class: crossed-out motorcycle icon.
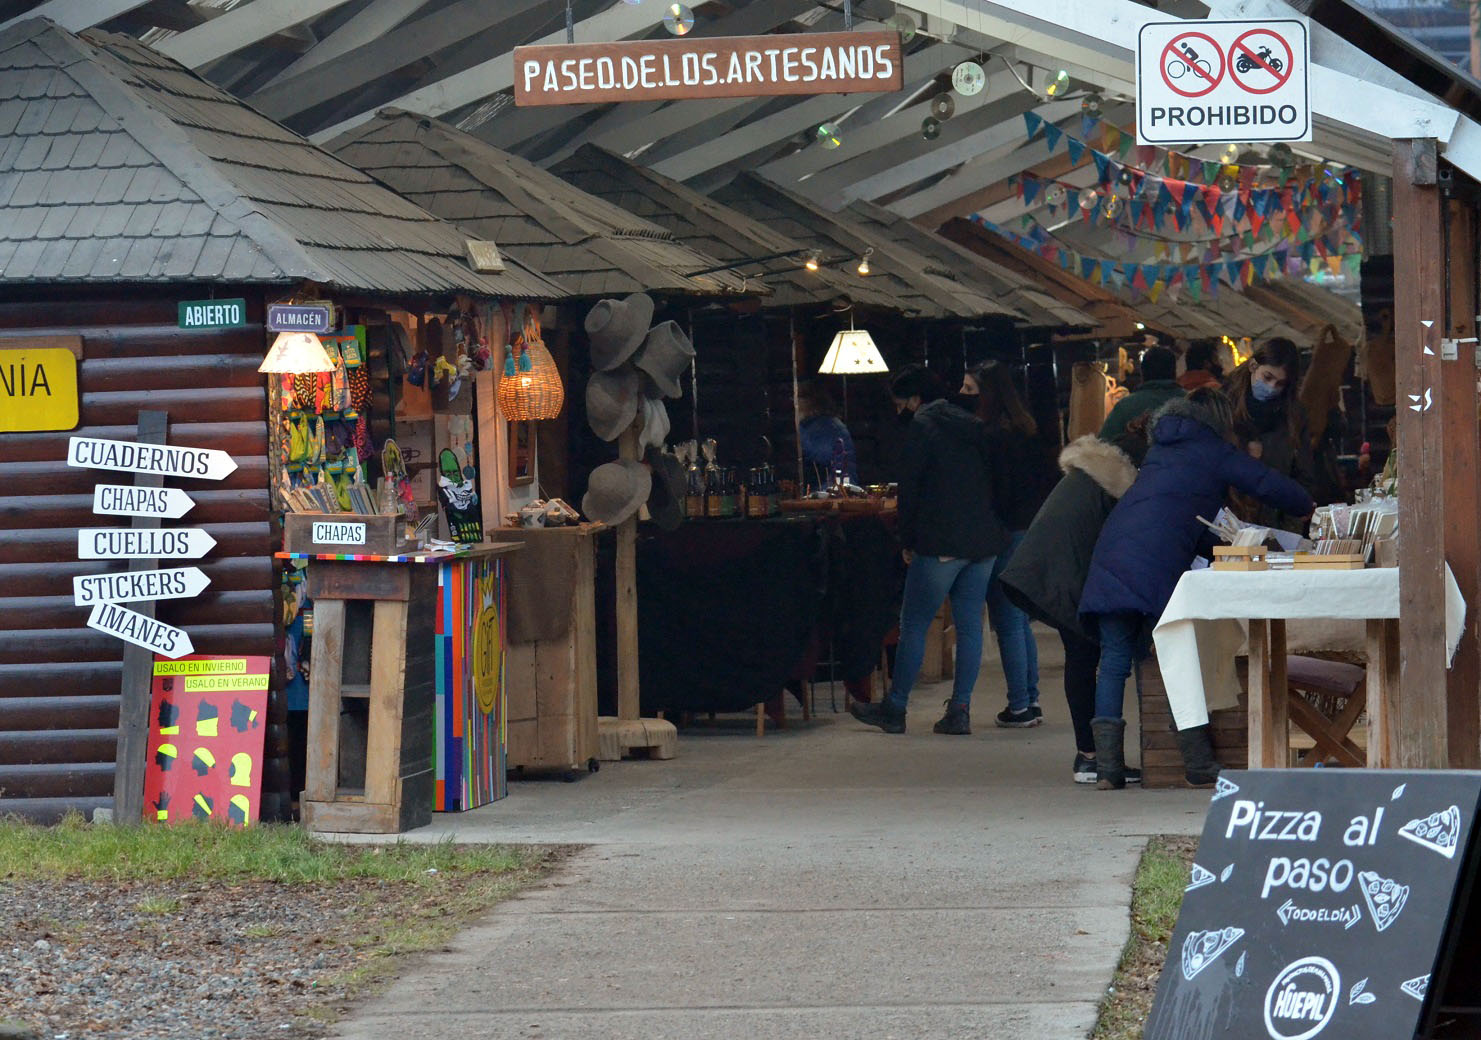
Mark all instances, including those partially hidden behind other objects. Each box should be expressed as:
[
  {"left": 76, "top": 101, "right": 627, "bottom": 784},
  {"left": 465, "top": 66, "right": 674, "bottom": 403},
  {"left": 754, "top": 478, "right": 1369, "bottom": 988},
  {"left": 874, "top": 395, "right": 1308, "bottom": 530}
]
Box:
[{"left": 1235, "top": 44, "right": 1284, "bottom": 74}]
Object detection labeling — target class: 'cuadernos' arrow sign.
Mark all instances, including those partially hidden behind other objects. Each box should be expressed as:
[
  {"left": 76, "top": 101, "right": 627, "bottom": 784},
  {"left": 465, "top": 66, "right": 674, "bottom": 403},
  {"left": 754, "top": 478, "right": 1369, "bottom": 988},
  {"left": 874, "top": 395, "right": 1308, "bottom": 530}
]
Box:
[
  {"left": 92, "top": 484, "right": 196, "bottom": 520},
  {"left": 73, "top": 566, "right": 211, "bottom": 607},
  {"left": 67, "top": 436, "right": 237, "bottom": 481},
  {"left": 77, "top": 528, "right": 217, "bottom": 560},
  {"left": 87, "top": 602, "right": 193, "bottom": 659}
]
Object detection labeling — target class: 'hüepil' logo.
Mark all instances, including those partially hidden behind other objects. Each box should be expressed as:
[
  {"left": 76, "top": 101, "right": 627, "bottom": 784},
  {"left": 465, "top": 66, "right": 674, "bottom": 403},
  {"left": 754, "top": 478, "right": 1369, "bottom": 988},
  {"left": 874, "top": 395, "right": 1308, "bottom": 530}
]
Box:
[{"left": 1264, "top": 956, "right": 1339, "bottom": 1040}]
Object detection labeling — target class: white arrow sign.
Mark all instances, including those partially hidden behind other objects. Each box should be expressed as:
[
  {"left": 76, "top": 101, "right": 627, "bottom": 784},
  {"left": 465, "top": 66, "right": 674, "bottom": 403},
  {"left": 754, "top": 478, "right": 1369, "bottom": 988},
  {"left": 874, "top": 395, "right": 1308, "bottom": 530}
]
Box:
[
  {"left": 77, "top": 528, "right": 217, "bottom": 560},
  {"left": 92, "top": 484, "right": 196, "bottom": 520},
  {"left": 67, "top": 436, "right": 237, "bottom": 481},
  {"left": 73, "top": 566, "right": 212, "bottom": 607},
  {"left": 87, "top": 602, "right": 193, "bottom": 659}
]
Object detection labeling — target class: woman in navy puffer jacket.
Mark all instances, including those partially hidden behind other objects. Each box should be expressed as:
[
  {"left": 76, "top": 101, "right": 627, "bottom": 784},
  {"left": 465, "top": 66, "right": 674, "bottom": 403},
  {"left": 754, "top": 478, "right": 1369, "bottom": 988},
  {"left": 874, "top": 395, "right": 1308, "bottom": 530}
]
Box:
[{"left": 1079, "top": 387, "right": 1315, "bottom": 790}]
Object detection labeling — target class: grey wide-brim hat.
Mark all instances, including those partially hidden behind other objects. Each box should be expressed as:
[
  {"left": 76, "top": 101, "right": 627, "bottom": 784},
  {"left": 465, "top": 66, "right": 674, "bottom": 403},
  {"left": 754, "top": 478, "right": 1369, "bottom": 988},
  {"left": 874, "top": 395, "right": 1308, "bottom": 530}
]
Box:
[
  {"left": 633, "top": 320, "right": 695, "bottom": 399},
  {"left": 645, "top": 448, "right": 685, "bottom": 532},
  {"left": 586, "top": 367, "right": 641, "bottom": 442},
  {"left": 581, "top": 459, "right": 652, "bottom": 526},
  {"left": 586, "top": 292, "right": 655, "bottom": 371}
]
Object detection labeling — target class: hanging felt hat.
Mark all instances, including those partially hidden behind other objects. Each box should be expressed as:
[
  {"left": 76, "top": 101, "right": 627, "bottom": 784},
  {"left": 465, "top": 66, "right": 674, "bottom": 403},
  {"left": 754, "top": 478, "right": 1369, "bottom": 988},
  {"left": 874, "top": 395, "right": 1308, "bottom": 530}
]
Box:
[
  {"left": 644, "top": 448, "right": 685, "bottom": 532},
  {"left": 633, "top": 320, "right": 695, "bottom": 399},
  {"left": 637, "top": 395, "right": 671, "bottom": 451},
  {"left": 581, "top": 459, "right": 652, "bottom": 526},
  {"left": 585, "top": 292, "right": 655, "bottom": 371},
  {"left": 585, "top": 368, "right": 641, "bottom": 442}
]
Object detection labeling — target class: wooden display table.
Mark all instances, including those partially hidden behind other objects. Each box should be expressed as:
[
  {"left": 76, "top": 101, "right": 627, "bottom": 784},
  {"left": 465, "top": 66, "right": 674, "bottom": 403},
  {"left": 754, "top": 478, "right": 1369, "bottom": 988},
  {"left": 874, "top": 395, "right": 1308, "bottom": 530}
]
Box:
[
  {"left": 497, "top": 525, "right": 602, "bottom": 780},
  {"left": 277, "top": 543, "right": 520, "bottom": 833}
]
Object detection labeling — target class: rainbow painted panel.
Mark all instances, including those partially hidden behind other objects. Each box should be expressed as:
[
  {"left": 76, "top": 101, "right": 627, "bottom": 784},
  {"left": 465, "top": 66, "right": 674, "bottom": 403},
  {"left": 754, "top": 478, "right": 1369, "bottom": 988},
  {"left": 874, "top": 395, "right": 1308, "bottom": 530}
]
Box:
[
  {"left": 433, "top": 553, "right": 507, "bottom": 810},
  {"left": 274, "top": 547, "right": 472, "bottom": 564}
]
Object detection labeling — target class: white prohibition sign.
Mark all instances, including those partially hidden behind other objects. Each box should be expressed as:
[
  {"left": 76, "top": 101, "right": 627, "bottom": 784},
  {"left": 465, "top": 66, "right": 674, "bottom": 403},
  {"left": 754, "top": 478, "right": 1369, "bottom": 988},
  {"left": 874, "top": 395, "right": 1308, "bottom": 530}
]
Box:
[
  {"left": 91, "top": 484, "right": 197, "bottom": 519},
  {"left": 73, "top": 566, "right": 212, "bottom": 607},
  {"left": 87, "top": 602, "right": 194, "bottom": 659},
  {"left": 76, "top": 527, "right": 217, "bottom": 560}
]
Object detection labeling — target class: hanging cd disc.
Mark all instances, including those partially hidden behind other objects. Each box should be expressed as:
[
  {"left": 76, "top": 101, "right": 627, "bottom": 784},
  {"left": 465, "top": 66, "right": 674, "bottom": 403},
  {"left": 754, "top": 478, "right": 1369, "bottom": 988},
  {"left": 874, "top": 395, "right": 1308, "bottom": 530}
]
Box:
[
  {"left": 951, "top": 61, "right": 986, "bottom": 97},
  {"left": 921, "top": 116, "right": 941, "bottom": 140},
  {"left": 931, "top": 93, "right": 956, "bottom": 120},
  {"left": 662, "top": 3, "right": 694, "bottom": 35}
]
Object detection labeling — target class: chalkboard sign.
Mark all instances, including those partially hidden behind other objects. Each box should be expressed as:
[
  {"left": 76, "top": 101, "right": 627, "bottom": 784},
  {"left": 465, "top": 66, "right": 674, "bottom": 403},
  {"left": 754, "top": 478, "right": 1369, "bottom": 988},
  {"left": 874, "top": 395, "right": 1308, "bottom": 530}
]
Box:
[{"left": 1146, "top": 770, "right": 1481, "bottom": 1040}]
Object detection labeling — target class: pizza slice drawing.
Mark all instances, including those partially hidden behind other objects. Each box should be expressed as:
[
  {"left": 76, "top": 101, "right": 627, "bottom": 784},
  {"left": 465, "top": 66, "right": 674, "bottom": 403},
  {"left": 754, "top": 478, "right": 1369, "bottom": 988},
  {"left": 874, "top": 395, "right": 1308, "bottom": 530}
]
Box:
[
  {"left": 1180, "top": 926, "right": 1244, "bottom": 981},
  {"left": 1398, "top": 805, "right": 1462, "bottom": 859},
  {"left": 1212, "top": 776, "right": 1240, "bottom": 802},
  {"left": 1186, "top": 863, "right": 1216, "bottom": 892},
  {"left": 1357, "top": 870, "right": 1410, "bottom": 932},
  {"left": 1401, "top": 974, "right": 1430, "bottom": 1001}
]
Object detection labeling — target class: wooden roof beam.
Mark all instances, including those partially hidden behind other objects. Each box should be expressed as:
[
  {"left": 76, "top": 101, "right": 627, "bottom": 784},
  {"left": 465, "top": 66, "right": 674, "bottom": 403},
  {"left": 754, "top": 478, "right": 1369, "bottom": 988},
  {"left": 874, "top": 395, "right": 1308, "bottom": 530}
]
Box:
[{"left": 152, "top": 0, "right": 356, "bottom": 68}]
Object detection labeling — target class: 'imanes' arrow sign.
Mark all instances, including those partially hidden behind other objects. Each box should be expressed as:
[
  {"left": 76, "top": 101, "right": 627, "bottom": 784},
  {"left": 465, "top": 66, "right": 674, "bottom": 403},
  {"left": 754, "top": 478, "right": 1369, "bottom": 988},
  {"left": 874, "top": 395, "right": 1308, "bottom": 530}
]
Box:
[
  {"left": 67, "top": 436, "right": 237, "bottom": 481},
  {"left": 92, "top": 484, "right": 196, "bottom": 520},
  {"left": 87, "top": 602, "right": 193, "bottom": 659},
  {"left": 73, "top": 566, "right": 211, "bottom": 607},
  {"left": 77, "top": 528, "right": 217, "bottom": 560}
]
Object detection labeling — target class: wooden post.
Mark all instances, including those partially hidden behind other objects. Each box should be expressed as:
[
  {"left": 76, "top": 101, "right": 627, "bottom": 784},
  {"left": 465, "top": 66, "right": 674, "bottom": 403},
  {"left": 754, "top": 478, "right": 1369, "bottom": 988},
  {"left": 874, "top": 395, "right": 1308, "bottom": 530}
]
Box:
[
  {"left": 1392, "top": 139, "right": 1451, "bottom": 768},
  {"left": 616, "top": 425, "right": 640, "bottom": 721},
  {"left": 112, "top": 410, "right": 168, "bottom": 824},
  {"left": 1443, "top": 198, "right": 1481, "bottom": 768}
]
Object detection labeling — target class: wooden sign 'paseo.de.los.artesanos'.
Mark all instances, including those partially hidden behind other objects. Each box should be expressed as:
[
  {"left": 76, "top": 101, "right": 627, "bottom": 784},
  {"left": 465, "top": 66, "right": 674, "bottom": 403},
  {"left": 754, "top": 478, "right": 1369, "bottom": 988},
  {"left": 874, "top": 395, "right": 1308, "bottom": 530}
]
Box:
[{"left": 514, "top": 31, "right": 903, "bottom": 106}]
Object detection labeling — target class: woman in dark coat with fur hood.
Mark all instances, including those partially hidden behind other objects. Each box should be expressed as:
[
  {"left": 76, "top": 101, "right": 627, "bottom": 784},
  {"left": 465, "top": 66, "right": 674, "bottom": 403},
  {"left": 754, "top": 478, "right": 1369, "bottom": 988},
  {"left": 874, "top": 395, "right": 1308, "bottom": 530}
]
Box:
[
  {"left": 1079, "top": 387, "right": 1315, "bottom": 789},
  {"left": 998, "top": 426, "right": 1148, "bottom": 784}
]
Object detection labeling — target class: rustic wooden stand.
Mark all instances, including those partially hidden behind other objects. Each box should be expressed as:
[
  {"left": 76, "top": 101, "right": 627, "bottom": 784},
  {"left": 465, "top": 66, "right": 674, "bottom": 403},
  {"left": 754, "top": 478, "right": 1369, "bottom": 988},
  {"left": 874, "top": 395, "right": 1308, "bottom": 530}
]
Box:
[{"left": 284, "top": 544, "right": 517, "bottom": 832}]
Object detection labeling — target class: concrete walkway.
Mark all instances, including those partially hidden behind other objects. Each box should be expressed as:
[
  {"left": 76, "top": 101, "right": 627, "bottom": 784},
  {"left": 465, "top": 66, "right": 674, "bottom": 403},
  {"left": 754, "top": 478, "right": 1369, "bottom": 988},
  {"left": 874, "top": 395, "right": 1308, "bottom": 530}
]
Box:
[{"left": 328, "top": 634, "right": 1209, "bottom": 1040}]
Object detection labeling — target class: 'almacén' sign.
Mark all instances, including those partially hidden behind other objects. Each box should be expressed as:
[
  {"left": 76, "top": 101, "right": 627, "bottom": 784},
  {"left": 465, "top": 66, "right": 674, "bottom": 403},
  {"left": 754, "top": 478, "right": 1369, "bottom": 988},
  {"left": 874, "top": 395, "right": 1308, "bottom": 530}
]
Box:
[{"left": 514, "top": 31, "right": 902, "bottom": 106}]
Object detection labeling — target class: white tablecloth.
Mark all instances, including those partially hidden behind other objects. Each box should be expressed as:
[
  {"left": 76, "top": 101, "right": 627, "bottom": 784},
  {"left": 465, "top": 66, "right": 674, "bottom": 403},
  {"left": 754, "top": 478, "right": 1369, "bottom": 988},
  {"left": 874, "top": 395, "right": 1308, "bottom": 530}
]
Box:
[{"left": 1152, "top": 567, "right": 1466, "bottom": 729}]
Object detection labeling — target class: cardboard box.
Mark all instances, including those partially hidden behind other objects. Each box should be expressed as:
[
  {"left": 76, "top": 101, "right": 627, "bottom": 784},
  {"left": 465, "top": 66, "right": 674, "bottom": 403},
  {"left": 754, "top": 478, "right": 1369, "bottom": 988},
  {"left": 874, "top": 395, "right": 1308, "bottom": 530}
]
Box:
[{"left": 283, "top": 512, "right": 411, "bottom": 555}]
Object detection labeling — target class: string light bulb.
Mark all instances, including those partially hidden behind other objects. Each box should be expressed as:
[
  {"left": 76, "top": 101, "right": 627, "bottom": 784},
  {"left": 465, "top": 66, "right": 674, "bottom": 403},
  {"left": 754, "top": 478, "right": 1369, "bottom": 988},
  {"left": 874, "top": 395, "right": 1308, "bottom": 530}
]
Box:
[
  {"left": 857, "top": 248, "right": 873, "bottom": 276},
  {"left": 804, "top": 249, "right": 820, "bottom": 272}
]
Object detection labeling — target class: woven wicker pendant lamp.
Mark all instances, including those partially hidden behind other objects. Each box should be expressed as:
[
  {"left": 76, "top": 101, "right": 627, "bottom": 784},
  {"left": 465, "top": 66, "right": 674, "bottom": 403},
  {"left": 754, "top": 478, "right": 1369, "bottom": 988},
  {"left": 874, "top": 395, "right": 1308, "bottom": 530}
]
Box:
[{"left": 497, "top": 305, "right": 564, "bottom": 420}]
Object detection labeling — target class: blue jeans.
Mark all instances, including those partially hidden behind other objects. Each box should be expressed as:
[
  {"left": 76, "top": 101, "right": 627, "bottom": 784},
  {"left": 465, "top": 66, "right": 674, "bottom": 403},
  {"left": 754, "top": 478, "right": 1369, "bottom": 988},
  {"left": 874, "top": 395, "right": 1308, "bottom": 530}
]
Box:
[
  {"left": 988, "top": 530, "right": 1040, "bottom": 712},
  {"left": 886, "top": 554, "right": 993, "bottom": 712},
  {"left": 1093, "top": 612, "right": 1147, "bottom": 719}
]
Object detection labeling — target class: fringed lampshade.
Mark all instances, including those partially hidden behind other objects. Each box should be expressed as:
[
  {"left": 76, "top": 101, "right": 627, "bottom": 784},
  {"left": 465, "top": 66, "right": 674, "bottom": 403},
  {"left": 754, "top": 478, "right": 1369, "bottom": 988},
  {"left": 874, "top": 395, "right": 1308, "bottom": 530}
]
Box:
[{"left": 497, "top": 338, "right": 565, "bottom": 420}]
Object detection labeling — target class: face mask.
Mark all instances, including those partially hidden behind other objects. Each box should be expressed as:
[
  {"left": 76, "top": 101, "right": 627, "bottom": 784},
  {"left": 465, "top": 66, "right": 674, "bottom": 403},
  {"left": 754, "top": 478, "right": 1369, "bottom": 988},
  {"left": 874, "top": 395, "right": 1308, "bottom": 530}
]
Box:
[{"left": 1250, "top": 379, "right": 1282, "bottom": 403}]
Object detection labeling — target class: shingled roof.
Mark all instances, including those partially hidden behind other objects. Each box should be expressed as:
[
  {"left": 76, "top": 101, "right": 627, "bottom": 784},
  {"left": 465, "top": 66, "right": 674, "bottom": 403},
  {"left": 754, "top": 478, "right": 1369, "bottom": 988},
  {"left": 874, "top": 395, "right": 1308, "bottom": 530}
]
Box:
[
  {"left": 549, "top": 144, "right": 897, "bottom": 311},
  {"left": 844, "top": 199, "right": 1096, "bottom": 331},
  {"left": 0, "top": 19, "right": 563, "bottom": 297},
  {"left": 327, "top": 110, "right": 758, "bottom": 300},
  {"left": 711, "top": 172, "right": 1021, "bottom": 322}
]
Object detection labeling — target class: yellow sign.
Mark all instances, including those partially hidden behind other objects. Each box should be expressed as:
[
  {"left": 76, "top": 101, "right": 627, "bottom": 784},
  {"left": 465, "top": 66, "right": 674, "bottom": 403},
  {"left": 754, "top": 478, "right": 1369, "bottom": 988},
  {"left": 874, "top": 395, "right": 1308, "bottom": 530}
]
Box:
[
  {"left": 473, "top": 602, "right": 502, "bottom": 716},
  {"left": 184, "top": 674, "right": 271, "bottom": 692},
  {"left": 154, "top": 658, "right": 247, "bottom": 675},
  {"left": 0, "top": 347, "right": 78, "bottom": 432}
]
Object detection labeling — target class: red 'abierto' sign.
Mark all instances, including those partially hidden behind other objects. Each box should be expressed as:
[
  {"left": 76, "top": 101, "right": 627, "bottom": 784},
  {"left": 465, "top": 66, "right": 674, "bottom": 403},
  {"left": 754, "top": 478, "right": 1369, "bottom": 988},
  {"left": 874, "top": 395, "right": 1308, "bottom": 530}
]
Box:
[{"left": 514, "top": 31, "right": 903, "bottom": 106}]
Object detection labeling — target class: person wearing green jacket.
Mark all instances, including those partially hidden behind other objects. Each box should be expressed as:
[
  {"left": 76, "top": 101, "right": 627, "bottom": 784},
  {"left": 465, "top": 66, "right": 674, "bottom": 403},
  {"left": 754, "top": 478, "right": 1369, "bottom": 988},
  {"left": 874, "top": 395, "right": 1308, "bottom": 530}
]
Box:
[{"left": 1100, "top": 346, "right": 1183, "bottom": 442}]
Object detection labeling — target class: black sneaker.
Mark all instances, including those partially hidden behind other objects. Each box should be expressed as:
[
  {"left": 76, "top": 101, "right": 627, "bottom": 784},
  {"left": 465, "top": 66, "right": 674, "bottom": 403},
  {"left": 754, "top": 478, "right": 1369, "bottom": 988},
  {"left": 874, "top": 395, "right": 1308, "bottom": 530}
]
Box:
[
  {"left": 1028, "top": 704, "right": 1043, "bottom": 721},
  {"left": 850, "top": 700, "right": 906, "bottom": 734},
  {"left": 1073, "top": 753, "right": 1098, "bottom": 784},
  {"left": 995, "top": 706, "right": 1043, "bottom": 728},
  {"left": 933, "top": 701, "right": 971, "bottom": 735}
]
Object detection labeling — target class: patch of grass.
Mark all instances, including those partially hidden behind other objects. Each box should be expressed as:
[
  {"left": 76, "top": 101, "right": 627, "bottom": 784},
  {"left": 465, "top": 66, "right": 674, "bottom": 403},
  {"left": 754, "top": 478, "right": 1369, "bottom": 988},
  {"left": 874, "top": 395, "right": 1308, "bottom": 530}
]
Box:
[
  {"left": 0, "top": 813, "right": 538, "bottom": 883},
  {"left": 135, "top": 895, "right": 182, "bottom": 915},
  {"left": 1092, "top": 835, "right": 1198, "bottom": 1040},
  {"left": 243, "top": 923, "right": 284, "bottom": 939}
]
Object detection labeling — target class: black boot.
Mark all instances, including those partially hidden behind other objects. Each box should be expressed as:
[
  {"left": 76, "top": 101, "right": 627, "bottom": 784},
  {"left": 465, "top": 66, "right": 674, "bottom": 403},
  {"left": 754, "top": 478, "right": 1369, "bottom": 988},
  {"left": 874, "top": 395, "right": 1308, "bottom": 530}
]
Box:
[
  {"left": 933, "top": 700, "right": 971, "bottom": 734},
  {"left": 851, "top": 700, "right": 906, "bottom": 734},
  {"left": 1175, "top": 724, "right": 1221, "bottom": 787},
  {"left": 1091, "top": 716, "right": 1127, "bottom": 790}
]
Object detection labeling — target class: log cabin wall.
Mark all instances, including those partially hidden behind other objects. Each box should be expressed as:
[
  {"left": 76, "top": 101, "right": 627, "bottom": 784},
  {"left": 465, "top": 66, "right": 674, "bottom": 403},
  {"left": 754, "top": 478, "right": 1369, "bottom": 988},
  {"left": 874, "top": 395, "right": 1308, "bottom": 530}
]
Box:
[{"left": 0, "top": 286, "right": 284, "bottom": 823}]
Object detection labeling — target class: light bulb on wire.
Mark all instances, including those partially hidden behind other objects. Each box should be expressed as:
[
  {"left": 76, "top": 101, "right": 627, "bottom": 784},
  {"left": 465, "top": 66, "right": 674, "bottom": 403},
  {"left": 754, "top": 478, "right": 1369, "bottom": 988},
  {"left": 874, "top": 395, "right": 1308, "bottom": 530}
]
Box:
[
  {"left": 804, "top": 250, "right": 820, "bottom": 272},
  {"left": 662, "top": 3, "right": 694, "bottom": 35},
  {"left": 857, "top": 248, "right": 873, "bottom": 276}
]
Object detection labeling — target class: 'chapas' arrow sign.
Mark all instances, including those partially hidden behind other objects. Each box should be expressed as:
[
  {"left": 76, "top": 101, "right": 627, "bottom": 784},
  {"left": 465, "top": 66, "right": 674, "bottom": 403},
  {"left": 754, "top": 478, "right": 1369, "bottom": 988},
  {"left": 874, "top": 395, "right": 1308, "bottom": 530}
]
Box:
[
  {"left": 92, "top": 484, "right": 196, "bottom": 519},
  {"left": 87, "top": 602, "right": 193, "bottom": 659},
  {"left": 77, "top": 528, "right": 217, "bottom": 560},
  {"left": 67, "top": 436, "right": 237, "bottom": 481}
]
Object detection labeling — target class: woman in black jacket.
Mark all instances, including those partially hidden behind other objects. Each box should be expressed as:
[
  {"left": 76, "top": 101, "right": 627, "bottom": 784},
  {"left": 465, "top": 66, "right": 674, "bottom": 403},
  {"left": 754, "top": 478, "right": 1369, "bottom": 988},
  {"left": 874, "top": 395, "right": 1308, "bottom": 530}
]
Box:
[
  {"left": 997, "top": 423, "right": 1148, "bottom": 782},
  {"left": 963, "top": 361, "right": 1060, "bottom": 728},
  {"left": 851, "top": 372, "right": 1010, "bottom": 735}
]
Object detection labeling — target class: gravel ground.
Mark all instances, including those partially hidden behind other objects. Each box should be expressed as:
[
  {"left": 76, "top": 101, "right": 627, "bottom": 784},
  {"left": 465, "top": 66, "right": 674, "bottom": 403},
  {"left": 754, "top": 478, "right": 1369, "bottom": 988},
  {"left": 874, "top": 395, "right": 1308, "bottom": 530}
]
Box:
[{"left": 0, "top": 875, "right": 498, "bottom": 1040}]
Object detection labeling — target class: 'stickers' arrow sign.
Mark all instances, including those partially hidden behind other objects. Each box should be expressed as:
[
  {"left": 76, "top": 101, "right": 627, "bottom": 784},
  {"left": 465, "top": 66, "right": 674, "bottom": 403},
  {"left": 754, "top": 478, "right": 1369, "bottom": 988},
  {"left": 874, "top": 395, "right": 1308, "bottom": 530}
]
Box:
[
  {"left": 67, "top": 436, "right": 237, "bottom": 481},
  {"left": 77, "top": 528, "right": 217, "bottom": 560},
  {"left": 73, "top": 566, "right": 211, "bottom": 607},
  {"left": 87, "top": 602, "right": 193, "bottom": 659},
  {"left": 92, "top": 484, "right": 196, "bottom": 520}
]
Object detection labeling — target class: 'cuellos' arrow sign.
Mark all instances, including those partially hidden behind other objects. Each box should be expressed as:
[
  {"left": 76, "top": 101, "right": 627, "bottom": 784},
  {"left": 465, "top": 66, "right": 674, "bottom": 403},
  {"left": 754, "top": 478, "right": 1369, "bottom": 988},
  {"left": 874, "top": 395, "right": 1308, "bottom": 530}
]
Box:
[
  {"left": 92, "top": 484, "right": 196, "bottom": 520},
  {"left": 67, "top": 436, "right": 237, "bottom": 481},
  {"left": 77, "top": 528, "right": 217, "bottom": 560},
  {"left": 87, "top": 602, "right": 193, "bottom": 659},
  {"left": 73, "top": 566, "right": 211, "bottom": 607}
]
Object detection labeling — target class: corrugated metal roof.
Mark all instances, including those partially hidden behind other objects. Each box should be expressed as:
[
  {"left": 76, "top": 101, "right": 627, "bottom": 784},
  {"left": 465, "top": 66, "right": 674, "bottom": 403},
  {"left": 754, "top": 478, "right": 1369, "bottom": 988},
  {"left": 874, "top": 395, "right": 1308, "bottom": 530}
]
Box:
[
  {"left": 549, "top": 144, "right": 898, "bottom": 311},
  {"left": 326, "top": 109, "right": 760, "bottom": 300},
  {"left": 844, "top": 199, "right": 1096, "bottom": 330},
  {"left": 0, "top": 19, "right": 566, "bottom": 297},
  {"left": 712, "top": 173, "right": 1022, "bottom": 322}
]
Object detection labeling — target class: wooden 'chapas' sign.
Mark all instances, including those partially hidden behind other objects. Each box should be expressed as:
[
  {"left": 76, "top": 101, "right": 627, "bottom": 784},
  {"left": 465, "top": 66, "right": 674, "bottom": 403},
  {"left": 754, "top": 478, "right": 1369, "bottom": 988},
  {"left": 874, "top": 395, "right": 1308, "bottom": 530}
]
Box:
[{"left": 514, "top": 31, "right": 902, "bottom": 106}]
